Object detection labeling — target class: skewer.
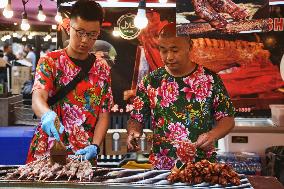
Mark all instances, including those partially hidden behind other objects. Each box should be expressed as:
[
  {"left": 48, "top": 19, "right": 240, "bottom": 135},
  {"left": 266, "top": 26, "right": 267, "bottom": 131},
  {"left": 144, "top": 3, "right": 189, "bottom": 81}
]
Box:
[
  {"left": 42, "top": 177, "right": 48, "bottom": 181},
  {"left": 68, "top": 175, "right": 72, "bottom": 181},
  {"left": 55, "top": 174, "right": 61, "bottom": 180},
  {"left": 38, "top": 175, "right": 42, "bottom": 181},
  {"left": 18, "top": 175, "right": 24, "bottom": 179}
]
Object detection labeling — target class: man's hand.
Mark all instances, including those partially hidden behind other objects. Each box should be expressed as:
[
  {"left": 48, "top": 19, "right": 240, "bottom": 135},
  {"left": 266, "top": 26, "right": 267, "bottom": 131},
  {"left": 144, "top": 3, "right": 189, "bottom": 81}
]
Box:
[
  {"left": 75, "top": 145, "right": 99, "bottom": 160},
  {"left": 41, "top": 110, "right": 64, "bottom": 141},
  {"left": 195, "top": 132, "right": 217, "bottom": 150},
  {"left": 127, "top": 131, "right": 141, "bottom": 152}
]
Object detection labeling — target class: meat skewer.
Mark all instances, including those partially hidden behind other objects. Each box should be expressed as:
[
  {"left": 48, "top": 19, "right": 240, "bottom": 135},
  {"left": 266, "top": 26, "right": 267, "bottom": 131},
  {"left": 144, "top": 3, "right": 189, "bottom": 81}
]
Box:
[
  {"left": 38, "top": 161, "right": 53, "bottom": 181},
  {"left": 55, "top": 159, "right": 74, "bottom": 180},
  {"left": 76, "top": 160, "right": 93, "bottom": 181},
  {"left": 66, "top": 159, "right": 80, "bottom": 181},
  {"left": 6, "top": 156, "right": 95, "bottom": 182},
  {"left": 42, "top": 163, "right": 62, "bottom": 181},
  {"left": 167, "top": 160, "right": 241, "bottom": 186},
  {"left": 27, "top": 160, "right": 47, "bottom": 180}
]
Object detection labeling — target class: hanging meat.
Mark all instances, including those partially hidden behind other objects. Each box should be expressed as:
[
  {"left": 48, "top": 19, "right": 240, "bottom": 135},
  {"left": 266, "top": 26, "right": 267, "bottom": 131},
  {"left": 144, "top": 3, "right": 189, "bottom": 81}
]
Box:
[
  {"left": 191, "top": 0, "right": 228, "bottom": 29},
  {"left": 191, "top": 0, "right": 249, "bottom": 29},
  {"left": 207, "top": 0, "right": 249, "bottom": 20}
]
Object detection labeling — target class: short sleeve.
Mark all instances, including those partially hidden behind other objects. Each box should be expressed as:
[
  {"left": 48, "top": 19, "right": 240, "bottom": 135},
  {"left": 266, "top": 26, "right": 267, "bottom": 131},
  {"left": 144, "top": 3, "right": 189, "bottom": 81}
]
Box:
[
  {"left": 32, "top": 56, "right": 55, "bottom": 95},
  {"left": 100, "top": 75, "right": 113, "bottom": 113},
  {"left": 130, "top": 75, "right": 151, "bottom": 124},
  {"left": 212, "top": 75, "right": 235, "bottom": 121}
]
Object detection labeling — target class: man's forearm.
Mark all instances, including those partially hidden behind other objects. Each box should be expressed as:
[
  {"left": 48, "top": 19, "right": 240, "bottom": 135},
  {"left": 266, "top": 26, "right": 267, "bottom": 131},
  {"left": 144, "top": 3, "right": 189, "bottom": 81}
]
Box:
[
  {"left": 127, "top": 118, "right": 143, "bottom": 135},
  {"left": 92, "top": 112, "right": 110, "bottom": 146},
  {"left": 210, "top": 116, "right": 235, "bottom": 140},
  {"left": 32, "top": 90, "right": 50, "bottom": 118}
]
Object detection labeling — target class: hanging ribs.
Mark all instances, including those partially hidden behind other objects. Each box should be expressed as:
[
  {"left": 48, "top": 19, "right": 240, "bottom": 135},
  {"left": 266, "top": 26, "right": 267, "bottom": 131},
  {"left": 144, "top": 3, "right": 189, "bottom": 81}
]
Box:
[{"left": 191, "top": 0, "right": 228, "bottom": 29}]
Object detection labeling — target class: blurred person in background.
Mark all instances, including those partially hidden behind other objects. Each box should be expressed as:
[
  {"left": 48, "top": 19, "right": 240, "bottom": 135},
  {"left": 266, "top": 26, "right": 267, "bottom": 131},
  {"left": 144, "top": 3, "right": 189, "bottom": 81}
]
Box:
[
  {"left": 3, "top": 43, "right": 16, "bottom": 63},
  {"left": 24, "top": 44, "right": 36, "bottom": 72}
]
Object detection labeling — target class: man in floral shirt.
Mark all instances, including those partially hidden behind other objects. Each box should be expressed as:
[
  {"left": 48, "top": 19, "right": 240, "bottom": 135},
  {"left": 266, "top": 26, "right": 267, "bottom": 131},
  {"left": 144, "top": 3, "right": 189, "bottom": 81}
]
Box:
[
  {"left": 27, "top": 0, "right": 113, "bottom": 163},
  {"left": 127, "top": 23, "right": 235, "bottom": 170}
]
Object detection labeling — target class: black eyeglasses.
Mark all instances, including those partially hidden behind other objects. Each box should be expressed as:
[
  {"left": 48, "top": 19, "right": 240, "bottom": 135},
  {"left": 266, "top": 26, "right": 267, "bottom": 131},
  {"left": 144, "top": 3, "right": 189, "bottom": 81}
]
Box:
[{"left": 70, "top": 25, "right": 100, "bottom": 40}]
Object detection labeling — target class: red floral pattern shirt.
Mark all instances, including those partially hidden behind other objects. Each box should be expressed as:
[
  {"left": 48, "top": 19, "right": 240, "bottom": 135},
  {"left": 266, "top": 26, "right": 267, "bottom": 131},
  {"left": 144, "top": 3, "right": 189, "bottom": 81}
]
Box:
[
  {"left": 26, "top": 49, "right": 113, "bottom": 163},
  {"left": 130, "top": 65, "right": 235, "bottom": 170}
]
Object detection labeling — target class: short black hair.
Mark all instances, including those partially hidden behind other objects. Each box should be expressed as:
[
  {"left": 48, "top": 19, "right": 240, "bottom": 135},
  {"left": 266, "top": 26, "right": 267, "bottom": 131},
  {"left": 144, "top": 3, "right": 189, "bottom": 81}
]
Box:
[
  {"left": 70, "top": 0, "right": 104, "bottom": 24},
  {"left": 26, "top": 44, "right": 33, "bottom": 50}
]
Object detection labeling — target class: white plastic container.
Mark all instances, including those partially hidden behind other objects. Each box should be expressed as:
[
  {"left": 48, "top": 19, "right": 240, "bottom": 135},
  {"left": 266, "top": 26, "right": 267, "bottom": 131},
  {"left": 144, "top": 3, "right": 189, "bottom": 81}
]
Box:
[{"left": 269, "top": 104, "right": 284, "bottom": 126}]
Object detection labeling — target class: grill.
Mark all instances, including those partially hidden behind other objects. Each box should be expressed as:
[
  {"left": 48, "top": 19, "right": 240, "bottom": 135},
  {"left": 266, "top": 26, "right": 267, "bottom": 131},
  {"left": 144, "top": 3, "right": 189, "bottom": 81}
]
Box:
[{"left": 0, "top": 165, "right": 253, "bottom": 188}]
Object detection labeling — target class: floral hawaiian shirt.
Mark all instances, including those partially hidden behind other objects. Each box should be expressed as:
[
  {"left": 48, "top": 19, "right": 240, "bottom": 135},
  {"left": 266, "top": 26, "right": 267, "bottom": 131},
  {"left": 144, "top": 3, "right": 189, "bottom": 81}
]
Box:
[
  {"left": 26, "top": 49, "right": 113, "bottom": 163},
  {"left": 130, "top": 65, "right": 235, "bottom": 170}
]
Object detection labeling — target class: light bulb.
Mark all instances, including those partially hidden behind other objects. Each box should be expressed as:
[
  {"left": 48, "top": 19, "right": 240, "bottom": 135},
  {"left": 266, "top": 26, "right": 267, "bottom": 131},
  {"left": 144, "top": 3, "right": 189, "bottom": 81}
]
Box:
[
  {"left": 52, "top": 25, "right": 57, "bottom": 30},
  {"left": 134, "top": 9, "right": 148, "bottom": 29},
  {"left": 12, "top": 32, "right": 17, "bottom": 37},
  {"left": 22, "top": 36, "right": 27, "bottom": 41},
  {"left": 37, "top": 4, "right": 46, "bottom": 21},
  {"left": 38, "top": 11, "right": 46, "bottom": 21},
  {"left": 55, "top": 11, "right": 62, "bottom": 23},
  {"left": 21, "top": 12, "right": 30, "bottom": 31},
  {"left": 21, "top": 19, "right": 30, "bottom": 30},
  {"left": 159, "top": 0, "right": 167, "bottom": 3},
  {"left": 46, "top": 34, "right": 51, "bottom": 40},
  {"left": 28, "top": 34, "right": 33, "bottom": 39},
  {"left": 3, "top": 3, "right": 13, "bottom": 18},
  {"left": 112, "top": 27, "right": 120, "bottom": 37},
  {"left": 0, "top": 0, "right": 8, "bottom": 9}
]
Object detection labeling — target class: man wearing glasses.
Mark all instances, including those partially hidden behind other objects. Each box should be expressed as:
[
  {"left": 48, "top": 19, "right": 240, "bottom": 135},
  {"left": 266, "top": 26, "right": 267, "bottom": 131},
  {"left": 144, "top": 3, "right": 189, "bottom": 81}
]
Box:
[{"left": 27, "top": 0, "right": 113, "bottom": 164}]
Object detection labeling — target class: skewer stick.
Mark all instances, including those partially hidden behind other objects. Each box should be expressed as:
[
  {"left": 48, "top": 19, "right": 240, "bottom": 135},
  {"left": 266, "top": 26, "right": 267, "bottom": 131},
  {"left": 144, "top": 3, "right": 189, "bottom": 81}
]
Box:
[
  {"left": 55, "top": 174, "right": 61, "bottom": 180},
  {"left": 68, "top": 175, "right": 72, "bottom": 181}
]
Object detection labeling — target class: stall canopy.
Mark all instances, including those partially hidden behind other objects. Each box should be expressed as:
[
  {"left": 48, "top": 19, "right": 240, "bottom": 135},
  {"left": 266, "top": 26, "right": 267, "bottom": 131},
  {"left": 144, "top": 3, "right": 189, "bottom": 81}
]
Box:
[
  {"left": 0, "top": 0, "right": 175, "bottom": 26},
  {"left": 0, "top": 0, "right": 57, "bottom": 26}
]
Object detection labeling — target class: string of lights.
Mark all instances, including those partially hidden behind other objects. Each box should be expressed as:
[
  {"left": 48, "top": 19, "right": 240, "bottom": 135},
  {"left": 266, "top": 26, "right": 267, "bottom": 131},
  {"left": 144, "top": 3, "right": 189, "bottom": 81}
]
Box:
[{"left": 0, "top": 0, "right": 62, "bottom": 31}]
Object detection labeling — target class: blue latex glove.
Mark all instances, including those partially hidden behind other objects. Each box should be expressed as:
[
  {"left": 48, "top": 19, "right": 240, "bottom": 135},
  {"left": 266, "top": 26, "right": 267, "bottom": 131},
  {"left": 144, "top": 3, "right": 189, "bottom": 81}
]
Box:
[
  {"left": 41, "top": 110, "right": 64, "bottom": 141},
  {"left": 75, "top": 145, "right": 98, "bottom": 160}
]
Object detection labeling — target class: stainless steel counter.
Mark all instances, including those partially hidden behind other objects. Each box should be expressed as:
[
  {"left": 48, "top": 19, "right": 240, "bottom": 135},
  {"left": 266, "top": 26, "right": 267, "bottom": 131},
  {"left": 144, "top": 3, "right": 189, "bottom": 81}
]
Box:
[
  {"left": 232, "top": 118, "right": 284, "bottom": 133},
  {"left": 219, "top": 118, "right": 284, "bottom": 155}
]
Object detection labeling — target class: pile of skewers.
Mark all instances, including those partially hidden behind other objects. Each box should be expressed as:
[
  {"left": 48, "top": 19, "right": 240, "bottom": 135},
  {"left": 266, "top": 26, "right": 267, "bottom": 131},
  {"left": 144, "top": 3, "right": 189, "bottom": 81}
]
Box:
[
  {"left": 167, "top": 159, "right": 241, "bottom": 186},
  {"left": 6, "top": 156, "right": 93, "bottom": 182}
]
